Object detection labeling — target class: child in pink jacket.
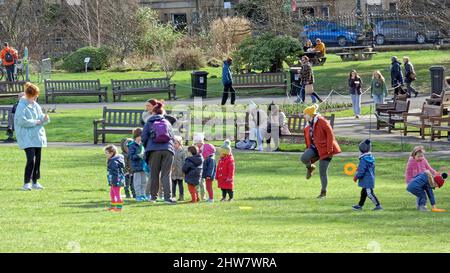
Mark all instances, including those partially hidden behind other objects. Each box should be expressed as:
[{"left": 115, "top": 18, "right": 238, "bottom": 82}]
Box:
[
  {"left": 404, "top": 146, "right": 437, "bottom": 209},
  {"left": 405, "top": 146, "right": 437, "bottom": 184}
]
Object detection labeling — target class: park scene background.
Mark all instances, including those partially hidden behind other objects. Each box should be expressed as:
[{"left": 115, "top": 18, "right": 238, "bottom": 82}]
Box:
[{"left": 0, "top": 0, "right": 450, "bottom": 253}]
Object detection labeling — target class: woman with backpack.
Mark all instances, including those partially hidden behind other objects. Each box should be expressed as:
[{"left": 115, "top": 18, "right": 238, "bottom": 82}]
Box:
[
  {"left": 403, "top": 56, "right": 418, "bottom": 98},
  {"left": 142, "top": 102, "right": 177, "bottom": 204}
]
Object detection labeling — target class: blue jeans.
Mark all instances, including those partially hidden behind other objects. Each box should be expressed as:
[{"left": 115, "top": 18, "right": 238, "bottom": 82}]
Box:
[
  {"left": 351, "top": 94, "right": 361, "bottom": 116},
  {"left": 372, "top": 94, "right": 385, "bottom": 105},
  {"left": 6, "top": 65, "right": 15, "bottom": 82},
  {"left": 296, "top": 85, "right": 319, "bottom": 103}
]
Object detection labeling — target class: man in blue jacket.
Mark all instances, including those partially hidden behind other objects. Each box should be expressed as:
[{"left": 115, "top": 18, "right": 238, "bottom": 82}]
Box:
[
  {"left": 221, "top": 57, "right": 235, "bottom": 105},
  {"left": 390, "top": 56, "right": 404, "bottom": 97}
]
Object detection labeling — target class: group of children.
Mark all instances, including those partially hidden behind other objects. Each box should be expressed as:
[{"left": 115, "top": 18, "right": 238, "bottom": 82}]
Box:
[
  {"left": 352, "top": 141, "right": 447, "bottom": 212},
  {"left": 104, "top": 131, "right": 235, "bottom": 211},
  {"left": 103, "top": 124, "right": 447, "bottom": 213}
]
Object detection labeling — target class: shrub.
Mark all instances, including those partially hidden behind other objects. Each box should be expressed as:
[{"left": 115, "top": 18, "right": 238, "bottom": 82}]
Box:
[
  {"left": 62, "top": 46, "right": 112, "bottom": 72},
  {"left": 171, "top": 47, "right": 206, "bottom": 70},
  {"left": 233, "top": 34, "right": 303, "bottom": 72},
  {"left": 207, "top": 57, "right": 222, "bottom": 68}
]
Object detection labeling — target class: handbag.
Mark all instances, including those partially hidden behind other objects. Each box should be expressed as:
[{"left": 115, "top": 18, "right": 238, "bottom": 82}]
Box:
[{"left": 305, "top": 84, "right": 314, "bottom": 95}]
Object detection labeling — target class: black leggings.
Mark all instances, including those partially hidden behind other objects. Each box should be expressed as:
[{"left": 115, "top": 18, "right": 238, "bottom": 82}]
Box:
[
  {"left": 24, "top": 148, "right": 42, "bottom": 184},
  {"left": 222, "top": 189, "right": 234, "bottom": 200},
  {"left": 221, "top": 84, "right": 236, "bottom": 105}
]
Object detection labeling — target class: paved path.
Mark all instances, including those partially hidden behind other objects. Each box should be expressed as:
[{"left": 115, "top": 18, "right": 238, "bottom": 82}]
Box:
[{"left": 2, "top": 93, "right": 429, "bottom": 110}]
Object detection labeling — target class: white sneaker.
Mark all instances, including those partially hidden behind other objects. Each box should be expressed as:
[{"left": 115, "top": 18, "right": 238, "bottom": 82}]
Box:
[
  {"left": 22, "top": 183, "right": 32, "bottom": 191},
  {"left": 32, "top": 183, "right": 44, "bottom": 190}
]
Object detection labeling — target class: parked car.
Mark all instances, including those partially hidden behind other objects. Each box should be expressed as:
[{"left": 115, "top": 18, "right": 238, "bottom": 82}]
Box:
[
  {"left": 373, "top": 20, "right": 439, "bottom": 45},
  {"left": 302, "top": 21, "right": 365, "bottom": 47}
]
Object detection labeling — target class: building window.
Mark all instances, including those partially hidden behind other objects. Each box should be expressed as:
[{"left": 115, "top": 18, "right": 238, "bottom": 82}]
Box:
[
  {"left": 389, "top": 3, "right": 398, "bottom": 12},
  {"left": 302, "top": 7, "right": 315, "bottom": 17},
  {"left": 172, "top": 14, "right": 187, "bottom": 31},
  {"left": 321, "top": 6, "right": 329, "bottom": 18}
]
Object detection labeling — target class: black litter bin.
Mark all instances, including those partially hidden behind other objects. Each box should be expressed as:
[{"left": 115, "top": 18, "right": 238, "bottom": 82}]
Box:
[
  {"left": 290, "top": 67, "right": 302, "bottom": 96},
  {"left": 191, "top": 71, "right": 209, "bottom": 98},
  {"left": 429, "top": 66, "right": 445, "bottom": 95}
]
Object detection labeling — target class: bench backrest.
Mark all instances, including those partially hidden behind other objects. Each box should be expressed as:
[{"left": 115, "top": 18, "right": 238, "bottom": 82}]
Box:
[
  {"left": 102, "top": 107, "right": 190, "bottom": 131},
  {"left": 0, "top": 107, "right": 13, "bottom": 127},
  {"left": 45, "top": 80, "right": 101, "bottom": 92},
  {"left": 422, "top": 103, "right": 443, "bottom": 117},
  {"left": 286, "top": 114, "right": 335, "bottom": 133},
  {"left": 441, "top": 91, "right": 450, "bottom": 108},
  {"left": 111, "top": 78, "right": 170, "bottom": 90},
  {"left": 0, "top": 81, "right": 26, "bottom": 94},
  {"left": 395, "top": 100, "right": 410, "bottom": 113},
  {"left": 233, "top": 73, "right": 286, "bottom": 86}
]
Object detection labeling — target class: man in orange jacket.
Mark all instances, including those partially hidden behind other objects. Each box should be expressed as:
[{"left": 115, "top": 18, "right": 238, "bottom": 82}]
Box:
[{"left": 1, "top": 42, "right": 18, "bottom": 82}]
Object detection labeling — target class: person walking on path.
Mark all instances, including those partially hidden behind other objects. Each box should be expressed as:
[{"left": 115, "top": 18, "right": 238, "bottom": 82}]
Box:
[
  {"left": 348, "top": 70, "right": 363, "bottom": 119},
  {"left": 14, "top": 83, "right": 50, "bottom": 191},
  {"left": 300, "top": 104, "right": 341, "bottom": 199},
  {"left": 403, "top": 56, "right": 418, "bottom": 98},
  {"left": 390, "top": 56, "right": 404, "bottom": 97},
  {"left": 1, "top": 42, "right": 18, "bottom": 82},
  {"left": 142, "top": 102, "right": 176, "bottom": 204},
  {"left": 221, "top": 57, "right": 236, "bottom": 105},
  {"left": 370, "top": 71, "right": 388, "bottom": 105},
  {"left": 295, "top": 56, "right": 323, "bottom": 103}
]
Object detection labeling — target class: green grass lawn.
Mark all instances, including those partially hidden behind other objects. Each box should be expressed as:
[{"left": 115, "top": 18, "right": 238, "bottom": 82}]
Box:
[
  {"left": 0, "top": 146, "right": 449, "bottom": 253},
  {"left": 1, "top": 49, "right": 448, "bottom": 105}
]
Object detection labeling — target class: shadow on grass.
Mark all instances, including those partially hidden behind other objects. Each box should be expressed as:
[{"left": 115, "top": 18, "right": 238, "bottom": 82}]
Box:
[
  {"left": 60, "top": 199, "right": 198, "bottom": 209},
  {"left": 239, "top": 196, "right": 301, "bottom": 201}
]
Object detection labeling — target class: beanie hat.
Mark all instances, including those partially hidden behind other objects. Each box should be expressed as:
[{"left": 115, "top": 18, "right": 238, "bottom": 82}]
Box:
[
  {"left": 174, "top": 135, "right": 183, "bottom": 145},
  {"left": 434, "top": 173, "right": 448, "bottom": 188},
  {"left": 359, "top": 139, "right": 372, "bottom": 153},
  {"left": 411, "top": 146, "right": 425, "bottom": 157},
  {"left": 220, "top": 139, "right": 232, "bottom": 155},
  {"left": 202, "top": 143, "right": 216, "bottom": 158},
  {"left": 193, "top": 133, "right": 205, "bottom": 144},
  {"left": 303, "top": 104, "right": 319, "bottom": 117}
]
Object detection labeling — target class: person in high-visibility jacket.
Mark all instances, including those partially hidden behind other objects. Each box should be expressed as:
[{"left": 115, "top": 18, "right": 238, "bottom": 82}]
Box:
[{"left": 314, "top": 38, "right": 326, "bottom": 57}]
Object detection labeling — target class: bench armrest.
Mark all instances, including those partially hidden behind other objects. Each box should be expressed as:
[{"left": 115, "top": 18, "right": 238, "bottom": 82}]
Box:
[
  {"left": 99, "top": 86, "right": 108, "bottom": 92},
  {"left": 93, "top": 119, "right": 105, "bottom": 125}
]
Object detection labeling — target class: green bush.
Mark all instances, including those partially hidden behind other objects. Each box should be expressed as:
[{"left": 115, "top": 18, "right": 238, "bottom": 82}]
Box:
[
  {"left": 233, "top": 34, "right": 303, "bottom": 72},
  {"left": 62, "top": 47, "right": 112, "bottom": 72}
]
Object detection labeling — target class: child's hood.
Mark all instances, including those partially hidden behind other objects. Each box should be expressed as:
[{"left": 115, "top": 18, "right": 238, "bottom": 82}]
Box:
[
  {"left": 360, "top": 153, "right": 375, "bottom": 164},
  {"left": 187, "top": 154, "right": 203, "bottom": 167},
  {"left": 202, "top": 143, "right": 216, "bottom": 159},
  {"left": 110, "top": 154, "right": 125, "bottom": 168}
]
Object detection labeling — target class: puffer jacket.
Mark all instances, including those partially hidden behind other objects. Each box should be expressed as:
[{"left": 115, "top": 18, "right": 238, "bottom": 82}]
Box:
[
  {"left": 355, "top": 153, "right": 376, "bottom": 189},
  {"left": 172, "top": 147, "right": 188, "bottom": 180},
  {"left": 107, "top": 154, "right": 126, "bottom": 187},
  {"left": 14, "top": 98, "right": 50, "bottom": 150},
  {"left": 182, "top": 154, "right": 204, "bottom": 185}
]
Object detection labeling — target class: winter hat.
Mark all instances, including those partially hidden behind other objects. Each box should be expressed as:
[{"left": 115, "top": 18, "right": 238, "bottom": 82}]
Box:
[
  {"left": 359, "top": 139, "right": 372, "bottom": 154},
  {"left": 411, "top": 146, "right": 425, "bottom": 157},
  {"left": 434, "top": 173, "right": 448, "bottom": 188},
  {"left": 220, "top": 139, "right": 232, "bottom": 156},
  {"left": 303, "top": 104, "right": 319, "bottom": 117},
  {"left": 193, "top": 133, "right": 205, "bottom": 144},
  {"left": 202, "top": 143, "right": 216, "bottom": 158},
  {"left": 174, "top": 135, "right": 183, "bottom": 146}
]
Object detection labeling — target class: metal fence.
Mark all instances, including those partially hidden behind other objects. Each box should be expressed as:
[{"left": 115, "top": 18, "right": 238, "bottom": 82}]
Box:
[{"left": 298, "top": 11, "right": 448, "bottom": 47}]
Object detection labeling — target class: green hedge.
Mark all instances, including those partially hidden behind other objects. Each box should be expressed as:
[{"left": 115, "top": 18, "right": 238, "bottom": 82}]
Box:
[{"left": 62, "top": 47, "right": 112, "bottom": 72}]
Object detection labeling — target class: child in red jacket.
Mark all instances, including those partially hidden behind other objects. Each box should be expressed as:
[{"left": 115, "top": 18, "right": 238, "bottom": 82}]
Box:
[{"left": 216, "top": 140, "right": 235, "bottom": 202}]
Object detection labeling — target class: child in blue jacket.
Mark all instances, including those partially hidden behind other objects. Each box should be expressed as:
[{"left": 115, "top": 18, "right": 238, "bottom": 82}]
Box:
[
  {"left": 407, "top": 171, "right": 447, "bottom": 212},
  {"left": 352, "top": 139, "right": 383, "bottom": 211},
  {"left": 104, "top": 145, "right": 126, "bottom": 212},
  {"left": 128, "top": 128, "right": 149, "bottom": 202}
]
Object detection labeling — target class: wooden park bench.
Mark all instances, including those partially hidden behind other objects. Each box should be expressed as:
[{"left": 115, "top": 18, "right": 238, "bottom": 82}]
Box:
[
  {"left": 44, "top": 79, "right": 108, "bottom": 104},
  {"left": 375, "top": 100, "right": 410, "bottom": 133},
  {"left": 403, "top": 102, "right": 445, "bottom": 139},
  {"left": 430, "top": 116, "right": 450, "bottom": 141},
  {"left": 426, "top": 91, "right": 450, "bottom": 115},
  {"left": 93, "top": 107, "right": 190, "bottom": 145},
  {"left": 0, "top": 106, "right": 14, "bottom": 142},
  {"left": 233, "top": 73, "right": 288, "bottom": 95},
  {"left": 111, "top": 78, "right": 176, "bottom": 102},
  {"left": 0, "top": 81, "right": 26, "bottom": 100},
  {"left": 279, "top": 114, "right": 335, "bottom": 144},
  {"left": 336, "top": 52, "right": 377, "bottom": 61}
]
